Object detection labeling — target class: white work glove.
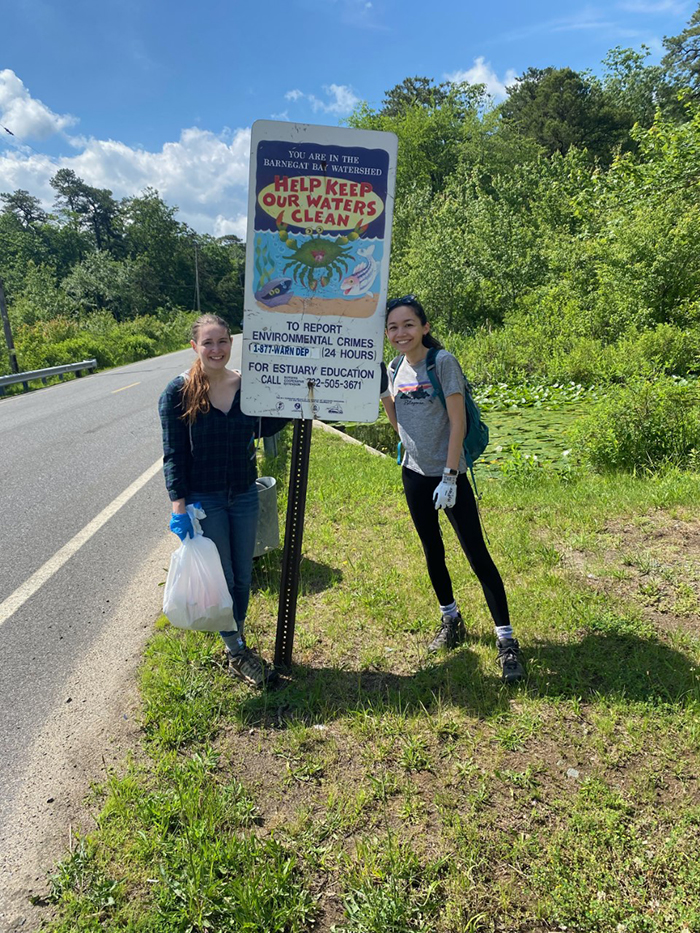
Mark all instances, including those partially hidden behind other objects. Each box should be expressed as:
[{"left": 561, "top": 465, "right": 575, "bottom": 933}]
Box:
[{"left": 433, "top": 470, "right": 458, "bottom": 510}]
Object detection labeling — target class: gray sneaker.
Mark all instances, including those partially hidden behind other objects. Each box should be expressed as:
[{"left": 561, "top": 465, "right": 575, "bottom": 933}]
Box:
[
  {"left": 428, "top": 613, "right": 467, "bottom": 653},
  {"left": 227, "top": 646, "right": 279, "bottom": 687},
  {"left": 497, "top": 637, "right": 525, "bottom": 684}
]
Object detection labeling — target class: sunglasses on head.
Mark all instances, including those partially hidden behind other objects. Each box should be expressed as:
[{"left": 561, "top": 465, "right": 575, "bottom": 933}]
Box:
[{"left": 386, "top": 294, "right": 421, "bottom": 312}]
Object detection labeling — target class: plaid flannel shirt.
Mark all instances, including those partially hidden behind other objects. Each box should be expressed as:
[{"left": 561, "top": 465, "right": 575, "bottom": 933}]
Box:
[{"left": 158, "top": 375, "right": 286, "bottom": 502}]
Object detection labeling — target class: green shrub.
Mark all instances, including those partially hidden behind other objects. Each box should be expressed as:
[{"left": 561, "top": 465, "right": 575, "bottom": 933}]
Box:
[
  {"left": 5, "top": 310, "right": 192, "bottom": 377},
  {"left": 116, "top": 310, "right": 194, "bottom": 353},
  {"left": 12, "top": 318, "right": 79, "bottom": 371},
  {"left": 112, "top": 333, "right": 156, "bottom": 364},
  {"left": 616, "top": 324, "right": 700, "bottom": 378},
  {"left": 48, "top": 336, "right": 117, "bottom": 369},
  {"left": 572, "top": 377, "right": 700, "bottom": 472},
  {"left": 441, "top": 322, "right": 700, "bottom": 387}
]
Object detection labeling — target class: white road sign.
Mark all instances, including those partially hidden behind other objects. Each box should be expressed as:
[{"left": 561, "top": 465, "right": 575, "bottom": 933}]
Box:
[{"left": 241, "top": 120, "right": 398, "bottom": 423}]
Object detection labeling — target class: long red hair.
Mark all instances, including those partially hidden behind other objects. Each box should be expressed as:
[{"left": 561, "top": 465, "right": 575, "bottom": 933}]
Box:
[{"left": 180, "top": 314, "right": 231, "bottom": 424}]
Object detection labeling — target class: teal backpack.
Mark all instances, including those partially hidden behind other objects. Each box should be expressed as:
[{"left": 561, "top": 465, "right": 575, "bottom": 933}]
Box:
[{"left": 391, "top": 347, "right": 489, "bottom": 496}]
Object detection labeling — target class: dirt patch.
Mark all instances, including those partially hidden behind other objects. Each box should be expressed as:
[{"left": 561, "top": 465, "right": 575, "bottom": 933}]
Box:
[
  {"left": 0, "top": 536, "right": 172, "bottom": 933},
  {"left": 207, "top": 693, "right": 700, "bottom": 932},
  {"left": 561, "top": 510, "right": 700, "bottom": 638}
]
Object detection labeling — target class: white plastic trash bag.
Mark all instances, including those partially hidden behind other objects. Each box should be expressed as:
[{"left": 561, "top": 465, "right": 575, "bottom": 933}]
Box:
[{"left": 163, "top": 504, "right": 236, "bottom": 632}]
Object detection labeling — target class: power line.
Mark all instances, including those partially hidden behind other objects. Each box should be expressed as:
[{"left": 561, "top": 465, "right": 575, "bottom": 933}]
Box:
[{"left": 0, "top": 125, "right": 43, "bottom": 156}]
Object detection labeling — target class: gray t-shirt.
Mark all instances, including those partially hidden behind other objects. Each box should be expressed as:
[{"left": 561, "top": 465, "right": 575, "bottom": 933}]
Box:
[{"left": 389, "top": 349, "right": 466, "bottom": 476}]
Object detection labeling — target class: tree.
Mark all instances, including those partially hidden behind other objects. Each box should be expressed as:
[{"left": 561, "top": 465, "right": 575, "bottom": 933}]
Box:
[
  {"left": 121, "top": 188, "right": 192, "bottom": 308},
  {"left": 0, "top": 211, "right": 53, "bottom": 298},
  {"left": 500, "top": 67, "right": 631, "bottom": 163},
  {"left": 0, "top": 189, "right": 48, "bottom": 228},
  {"left": 9, "top": 261, "right": 76, "bottom": 325},
  {"left": 63, "top": 252, "right": 145, "bottom": 320},
  {"left": 198, "top": 233, "right": 246, "bottom": 327},
  {"left": 349, "top": 80, "right": 491, "bottom": 267},
  {"left": 381, "top": 76, "right": 453, "bottom": 116},
  {"left": 602, "top": 46, "right": 680, "bottom": 126},
  {"left": 662, "top": 3, "right": 700, "bottom": 96},
  {"left": 50, "top": 169, "right": 122, "bottom": 254}
]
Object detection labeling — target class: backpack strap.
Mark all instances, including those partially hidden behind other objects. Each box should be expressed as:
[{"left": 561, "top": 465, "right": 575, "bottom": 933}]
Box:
[
  {"left": 389, "top": 354, "right": 404, "bottom": 382},
  {"left": 425, "top": 347, "right": 482, "bottom": 499},
  {"left": 425, "top": 347, "right": 444, "bottom": 405}
]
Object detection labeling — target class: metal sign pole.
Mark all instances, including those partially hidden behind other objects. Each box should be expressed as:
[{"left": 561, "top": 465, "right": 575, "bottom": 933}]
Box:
[
  {"left": 0, "top": 277, "right": 20, "bottom": 375},
  {"left": 274, "top": 418, "right": 312, "bottom": 669}
]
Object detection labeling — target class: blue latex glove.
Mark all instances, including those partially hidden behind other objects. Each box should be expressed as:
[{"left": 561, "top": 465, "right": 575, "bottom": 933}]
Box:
[{"left": 170, "top": 511, "right": 194, "bottom": 540}]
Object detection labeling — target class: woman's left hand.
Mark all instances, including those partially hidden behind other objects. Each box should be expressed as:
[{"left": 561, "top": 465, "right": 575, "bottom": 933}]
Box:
[
  {"left": 433, "top": 472, "right": 457, "bottom": 510},
  {"left": 170, "top": 511, "right": 194, "bottom": 540}
]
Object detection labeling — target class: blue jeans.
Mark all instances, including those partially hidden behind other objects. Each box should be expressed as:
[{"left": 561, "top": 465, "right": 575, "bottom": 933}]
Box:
[{"left": 187, "top": 484, "right": 259, "bottom": 645}]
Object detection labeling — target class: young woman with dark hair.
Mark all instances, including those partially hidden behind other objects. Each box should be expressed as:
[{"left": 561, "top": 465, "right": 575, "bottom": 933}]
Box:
[
  {"left": 382, "top": 296, "right": 524, "bottom": 683},
  {"left": 159, "top": 314, "right": 286, "bottom": 687}
]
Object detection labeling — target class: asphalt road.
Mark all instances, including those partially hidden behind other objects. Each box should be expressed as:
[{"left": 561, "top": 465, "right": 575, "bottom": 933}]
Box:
[{"left": 0, "top": 338, "right": 242, "bottom": 845}]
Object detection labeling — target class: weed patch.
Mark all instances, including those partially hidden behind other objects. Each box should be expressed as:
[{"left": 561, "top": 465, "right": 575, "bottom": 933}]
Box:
[{"left": 41, "top": 426, "right": 700, "bottom": 932}]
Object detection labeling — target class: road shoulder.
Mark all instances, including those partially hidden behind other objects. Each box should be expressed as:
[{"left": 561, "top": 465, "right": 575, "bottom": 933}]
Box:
[{"left": 0, "top": 534, "right": 174, "bottom": 933}]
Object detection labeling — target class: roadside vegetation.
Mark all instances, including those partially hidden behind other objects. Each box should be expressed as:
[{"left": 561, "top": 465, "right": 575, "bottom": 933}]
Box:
[{"left": 39, "top": 418, "right": 700, "bottom": 932}]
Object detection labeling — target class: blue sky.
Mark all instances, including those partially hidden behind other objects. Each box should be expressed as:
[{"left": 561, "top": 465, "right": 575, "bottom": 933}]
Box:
[{"left": 1, "top": 0, "right": 695, "bottom": 237}]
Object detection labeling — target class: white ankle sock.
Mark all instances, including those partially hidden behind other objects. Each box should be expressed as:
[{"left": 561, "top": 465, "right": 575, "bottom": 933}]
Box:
[
  {"left": 440, "top": 600, "right": 459, "bottom": 618},
  {"left": 222, "top": 633, "right": 245, "bottom": 655},
  {"left": 495, "top": 625, "right": 514, "bottom": 641}
]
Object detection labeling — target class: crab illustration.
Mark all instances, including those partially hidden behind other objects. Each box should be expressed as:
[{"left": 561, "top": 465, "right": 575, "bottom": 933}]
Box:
[{"left": 276, "top": 212, "right": 368, "bottom": 291}]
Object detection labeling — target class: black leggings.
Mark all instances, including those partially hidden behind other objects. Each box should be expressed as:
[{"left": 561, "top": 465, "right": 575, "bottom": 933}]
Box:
[{"left": 401, "top": 467, "right": 510, "bottom": 628}]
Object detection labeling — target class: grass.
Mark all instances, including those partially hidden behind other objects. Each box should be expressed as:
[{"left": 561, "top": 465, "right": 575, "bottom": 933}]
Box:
[{"left": 41, "top": 422, "right": 700, "bottom": 932}]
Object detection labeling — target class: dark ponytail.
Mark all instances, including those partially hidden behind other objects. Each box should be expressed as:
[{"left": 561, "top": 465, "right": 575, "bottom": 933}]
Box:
[{"left": 422, "top": 332, "right": 443, "bottom": 350}]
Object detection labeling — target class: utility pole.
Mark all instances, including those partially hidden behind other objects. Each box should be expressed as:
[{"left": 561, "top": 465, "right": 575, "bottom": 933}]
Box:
[
  {"left": 194, "top": 244, "right": 201, "bottom": 313},
  {"left": 0, "top": 276, "right": 19, "bottom": 374}
]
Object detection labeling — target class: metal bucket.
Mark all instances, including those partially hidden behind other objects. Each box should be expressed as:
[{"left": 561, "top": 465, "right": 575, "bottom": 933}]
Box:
[{"left": 253, "top": 476, "right": 280, "bottom": 557}]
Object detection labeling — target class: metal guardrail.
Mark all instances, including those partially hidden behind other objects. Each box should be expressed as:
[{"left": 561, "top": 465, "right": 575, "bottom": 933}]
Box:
[{"left": 0, "top": 359, "right": 97, "bottom": 395}]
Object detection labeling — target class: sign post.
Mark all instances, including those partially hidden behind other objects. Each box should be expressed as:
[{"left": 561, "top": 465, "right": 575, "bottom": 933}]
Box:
[
  {"left": 241, "top": 120, "right": 398, "bottom": 668},
  {"left": 274, "top": 417, "right": 313, "bottom": 668}
]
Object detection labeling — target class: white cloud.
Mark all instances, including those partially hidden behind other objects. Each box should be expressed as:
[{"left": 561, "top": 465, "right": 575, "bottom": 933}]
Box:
[
  {"left": 212, "top": 213, "right": 248, "bottom": 240},
  {"left": 310, "top": 84, "right": 360, "bottom": 114},
  {"left": 287, "top": 84, "right": 360, "bottom": 115},
  {"left": 0, "top": 124, "right": 252, "bottom": 236},
  {"left": 0, "top": 70, "right": 361, "bottom": 239},
  {"left": 0, "top": 69, "right": 77, "bottom": 140},
  {"left": 446, "top": 58, "right": 518, "bottom": 101}
]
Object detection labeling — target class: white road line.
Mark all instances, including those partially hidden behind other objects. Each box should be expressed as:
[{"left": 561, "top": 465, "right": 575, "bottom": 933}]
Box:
[
  {"left": 0, "top": 458, "right": 164, "bottom": 628},
  {"left": 112, "top": 382, "right": 141, "bottom": 393}
]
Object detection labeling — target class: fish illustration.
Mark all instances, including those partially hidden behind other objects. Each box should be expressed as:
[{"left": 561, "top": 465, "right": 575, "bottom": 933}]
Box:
[
  {"left": 255, "top": 276, "right": 293, "bottom": 307},
  {"left": 340, "top": 245, "right": 378, "bottom": 297}
]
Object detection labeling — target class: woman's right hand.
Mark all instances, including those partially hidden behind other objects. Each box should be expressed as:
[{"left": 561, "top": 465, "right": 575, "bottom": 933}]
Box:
[{"left": 169, "top": 511, "right": 194, "bottom": 540}]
